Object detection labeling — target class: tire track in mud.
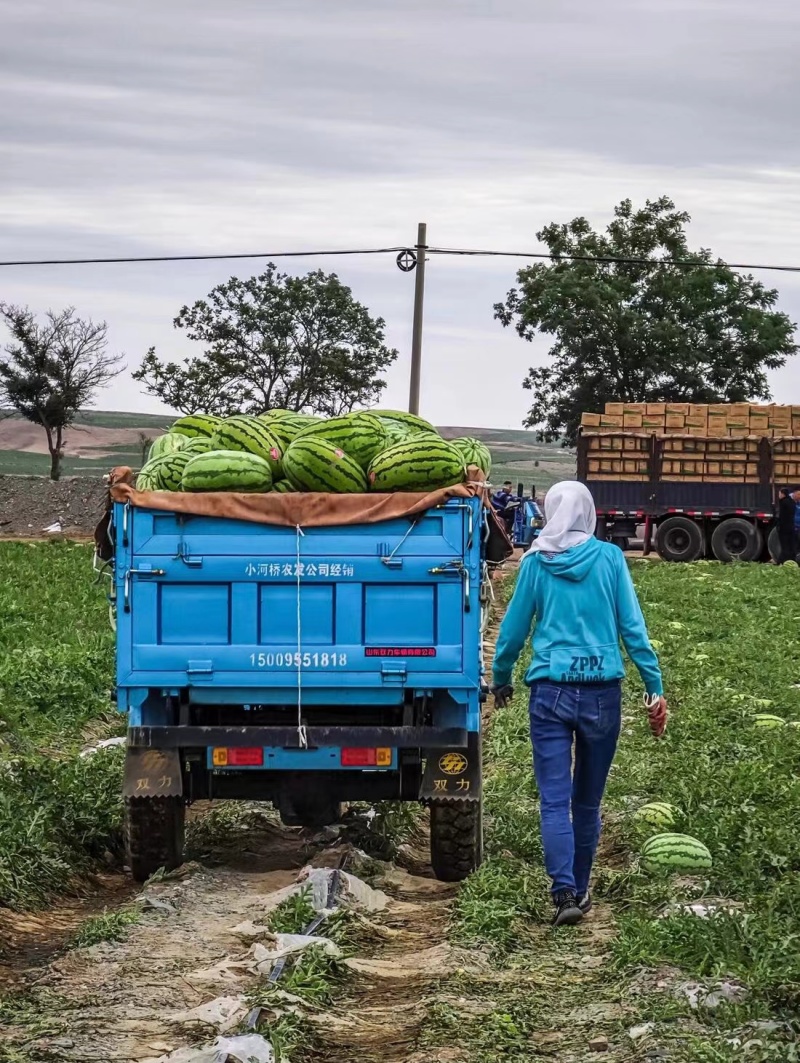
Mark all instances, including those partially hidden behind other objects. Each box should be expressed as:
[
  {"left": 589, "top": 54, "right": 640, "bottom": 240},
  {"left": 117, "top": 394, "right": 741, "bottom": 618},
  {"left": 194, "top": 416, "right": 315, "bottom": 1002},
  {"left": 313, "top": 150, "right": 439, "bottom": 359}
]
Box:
[{"left": 0, "top": 570, "right": 511, "bottom": 1063}]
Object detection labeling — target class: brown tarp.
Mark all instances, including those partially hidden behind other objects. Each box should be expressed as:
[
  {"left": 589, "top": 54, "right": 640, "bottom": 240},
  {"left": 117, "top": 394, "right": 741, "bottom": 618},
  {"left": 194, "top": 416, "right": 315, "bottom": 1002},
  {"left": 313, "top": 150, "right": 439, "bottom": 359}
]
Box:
[{"left": 108, "top": 465, "right": 486, "bottom": 527}]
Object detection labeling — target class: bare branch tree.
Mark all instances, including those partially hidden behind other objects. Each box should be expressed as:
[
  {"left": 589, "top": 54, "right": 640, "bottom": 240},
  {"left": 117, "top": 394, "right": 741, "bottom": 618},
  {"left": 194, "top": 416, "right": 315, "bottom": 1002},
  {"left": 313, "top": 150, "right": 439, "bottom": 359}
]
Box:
[{"left": 0, "top": 305, "right": 125, "bottom": 480}]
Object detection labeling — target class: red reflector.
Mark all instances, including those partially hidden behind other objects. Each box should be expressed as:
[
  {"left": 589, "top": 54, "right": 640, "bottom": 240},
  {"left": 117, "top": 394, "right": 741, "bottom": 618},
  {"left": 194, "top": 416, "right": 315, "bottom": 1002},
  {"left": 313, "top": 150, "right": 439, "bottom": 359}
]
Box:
[
  {"left": 228, "top": 747, "right": 264, "bottom": 766},
  {"left": 341, "top": 747, "right": 376, "bottom": 767}
]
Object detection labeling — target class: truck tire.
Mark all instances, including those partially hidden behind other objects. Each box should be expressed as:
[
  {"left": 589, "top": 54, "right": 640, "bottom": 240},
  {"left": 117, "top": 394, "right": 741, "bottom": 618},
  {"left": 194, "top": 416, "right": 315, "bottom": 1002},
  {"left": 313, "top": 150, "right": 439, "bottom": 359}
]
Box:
[
  {"left": 656, "top": 516, "right": 704, "bottom": 563},
  {"left": 711, "top": 519, "right": 763, "bottom": 563},
  {"left": 610, "top": 537, "right": 630, "bottom": 553},
  {"left": 767, "top": 527, "right": 795, "bottom": 563},
  {"left": 429, "top": 800, "right": 483, "bottom": 882},
  {"left": 125, "top": 796, "right": 185, "bottom": 883}
]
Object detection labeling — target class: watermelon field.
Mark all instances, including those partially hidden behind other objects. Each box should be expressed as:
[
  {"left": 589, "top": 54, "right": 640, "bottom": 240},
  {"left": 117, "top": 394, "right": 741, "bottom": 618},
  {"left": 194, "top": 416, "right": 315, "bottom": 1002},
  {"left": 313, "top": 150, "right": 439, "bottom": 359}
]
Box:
[{"left": 1, "top": 549, "right": 799, "bottom": 1060}]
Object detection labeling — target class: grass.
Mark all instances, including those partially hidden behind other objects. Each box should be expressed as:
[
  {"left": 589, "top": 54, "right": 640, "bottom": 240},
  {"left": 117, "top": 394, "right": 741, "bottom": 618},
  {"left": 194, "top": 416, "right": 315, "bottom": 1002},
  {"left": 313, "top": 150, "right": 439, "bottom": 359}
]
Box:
[
  {"left": 0, "top": 542, "right": 123, "bottom": 909},
  {"left": 439, "top": 560, "right": 800, "bottom": 1061},
  {"left": 69, "top": 906, "right": 140, "bottom": 949}
]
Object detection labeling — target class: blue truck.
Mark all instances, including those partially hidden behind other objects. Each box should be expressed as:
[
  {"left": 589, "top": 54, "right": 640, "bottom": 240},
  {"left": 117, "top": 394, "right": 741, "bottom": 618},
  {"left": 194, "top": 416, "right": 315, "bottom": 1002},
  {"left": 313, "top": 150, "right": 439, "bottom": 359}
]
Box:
[{"left": 107, "top": 493, "right": 494, "bottom": 883}]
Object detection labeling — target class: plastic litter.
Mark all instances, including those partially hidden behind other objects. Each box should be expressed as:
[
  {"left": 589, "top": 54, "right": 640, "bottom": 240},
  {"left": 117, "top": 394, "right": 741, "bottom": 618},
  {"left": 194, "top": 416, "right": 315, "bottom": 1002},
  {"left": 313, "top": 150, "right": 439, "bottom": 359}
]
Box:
[
  {"left": 677, "top": 980, "right": 748, "bottom": 1010},
  {"left": 153, "top": 1034, "right": 273, "bottom": 1062},
  {"left": 169, "top": 995, "right": 248, "bottom": 1032},
  {"left": 79, "top": 736, "right": 127, "bottom": 757},
  {"left": 138, "top": 894, "right": 178, "bottom": 914},
  {"left": 660, "top": 901, "right": 742, "bottom": 919},
  {"left": 251, "top": 933, "right": 340, "bottom": 975},
  {"left": 298, "top": 867, "right": 388, "bottom": 913}
]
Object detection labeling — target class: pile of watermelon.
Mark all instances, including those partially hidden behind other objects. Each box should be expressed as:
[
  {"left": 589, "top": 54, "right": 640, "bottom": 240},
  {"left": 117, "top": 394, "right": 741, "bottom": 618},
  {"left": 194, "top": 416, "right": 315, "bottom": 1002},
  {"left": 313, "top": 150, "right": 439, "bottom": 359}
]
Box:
[{"left": 136, "top": 409, "right": 493, "bottom": 494}]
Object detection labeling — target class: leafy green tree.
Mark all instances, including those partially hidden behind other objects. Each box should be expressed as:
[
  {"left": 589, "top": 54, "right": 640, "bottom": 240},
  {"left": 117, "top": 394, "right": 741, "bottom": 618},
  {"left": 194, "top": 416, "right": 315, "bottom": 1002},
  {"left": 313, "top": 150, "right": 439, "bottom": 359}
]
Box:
[
  {"left": 0, "top": 305, "right": 124, "bottom": 480},
  {"left": 134, "top": 265, "right": 398, "bottom": 417},
  {"left": 495, "top": 197, "right": 797, "bottom": 444}
]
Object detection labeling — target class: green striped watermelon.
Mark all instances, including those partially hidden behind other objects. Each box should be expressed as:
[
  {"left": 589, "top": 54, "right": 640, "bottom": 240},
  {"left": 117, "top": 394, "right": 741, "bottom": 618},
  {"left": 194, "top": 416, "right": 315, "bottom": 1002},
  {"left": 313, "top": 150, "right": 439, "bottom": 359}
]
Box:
[
  {"left": 640, "top": 833, "right": 712, "bottom": 874},
  {"left": 633, "top": 802, "right": 678, "bottom": 830},
  {"left": 180, "top": 436, "right": 216, "bottom": 455},
  {"left": 271, "top": 479, "right": 296, "bottom": 494},
  {"left": 295, "top": 412, "right": 387, "bottom": 471},
  {"left": 368, "top": 437, "right": 466, "bottom": 492},
  {"left": 136, "top": 452, "right": 190, "bottom": 491},
  {"left": 283, "top": 437, "right": 368, "bottom": 493},
  {"left": 753, "top": 713, "right": 785, "bottom": 728},
  {"left": 182, "top": 450, "right": 273, "bottom": 492},
  {"left": 258, "top": 412, "right": 319, "bottom": 450},
  {"left": 450, "top": 436, "right": 492, "bottom": 475},
  {"left": 136, "top": 461, "right": 163, "bottom": 491},
  {"left": 171, "top": 413, "right": 222, "bottom": 439},
  {"left": 212, "top": 416, "right": 283, "bottom": 478},
  {"left": 370, "top": 409, "right": 438, "bottom": 436},
  {"left": 148, "top": 432, "right": 188, "bottom": 460}
]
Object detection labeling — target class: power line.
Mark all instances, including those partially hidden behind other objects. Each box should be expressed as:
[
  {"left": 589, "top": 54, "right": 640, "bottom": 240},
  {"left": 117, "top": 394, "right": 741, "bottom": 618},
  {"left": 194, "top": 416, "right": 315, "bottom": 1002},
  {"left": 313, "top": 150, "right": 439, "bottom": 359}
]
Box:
[{"left": 0, "top": 243, "right": 799, "bottom": 274}]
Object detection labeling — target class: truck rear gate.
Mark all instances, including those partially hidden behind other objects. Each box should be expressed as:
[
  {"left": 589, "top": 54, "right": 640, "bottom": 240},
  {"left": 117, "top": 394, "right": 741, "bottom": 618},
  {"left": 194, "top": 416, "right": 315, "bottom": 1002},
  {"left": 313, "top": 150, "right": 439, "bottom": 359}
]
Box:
[{"left": 111, "top": 494, "right": 489, "bottom": 883}]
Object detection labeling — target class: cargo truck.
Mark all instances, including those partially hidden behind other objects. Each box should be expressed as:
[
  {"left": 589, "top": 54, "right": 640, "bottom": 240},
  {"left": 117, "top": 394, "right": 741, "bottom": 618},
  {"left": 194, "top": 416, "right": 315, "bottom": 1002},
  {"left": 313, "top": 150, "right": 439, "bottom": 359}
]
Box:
[
  {"left": 100, "top": 480, "right": 502, "bottom": 883},
  {"left": 577, "top": 430, "right": 799, "bottom": 562}
]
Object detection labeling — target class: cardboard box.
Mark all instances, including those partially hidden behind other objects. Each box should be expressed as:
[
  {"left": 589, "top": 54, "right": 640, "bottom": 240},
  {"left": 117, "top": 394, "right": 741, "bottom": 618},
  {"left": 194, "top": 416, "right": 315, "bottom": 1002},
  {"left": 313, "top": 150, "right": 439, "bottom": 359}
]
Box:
[
  {"left": 684, "top": 415, "right": 708, "bottom": 428},
  {"left": 688, "top": 403, "right": 708, "bottom": 417},
  {"left": 665, "top": 413, "right": 685, "bottom": 429},
  {"left": 581, "top": 412, "right": 601, "bottom": 428},
  {"left": 791, "top": 418, "right": 800, "bottom": 435},
  {"left": 749, "top": 414, "right": 770, "bottom": 433},
  {"left": 666, "top": 403, "right": 690, "bottom": 416},
  {"left": 623, "top": 402, "right": 647, "bottom": 415},
  {"left": 708, "top": 403, "right": 731, "bottom": 416},
  {"left": 623, "top": 413, "right": 643, "bottom": 428},
  {"left": 646, "top": 403, "right": 666, "bottom": 415},
  {"left": 707, "top": 416, "right": 728, "bottom": 437},
  {"left": 687, "top": 427, "right": 707, "bottom": 436},
  {"left": 605, "top": 403, "right": 624, "bottom": 416},
  {"left": 642, "top": 416, "right": 665, "bottom": 429},
  {"left": 728, "top": 403, "right": 751, "bottom": 418},
  {"left": 600, "top": 414, "right": 623, "bottom": 428}
]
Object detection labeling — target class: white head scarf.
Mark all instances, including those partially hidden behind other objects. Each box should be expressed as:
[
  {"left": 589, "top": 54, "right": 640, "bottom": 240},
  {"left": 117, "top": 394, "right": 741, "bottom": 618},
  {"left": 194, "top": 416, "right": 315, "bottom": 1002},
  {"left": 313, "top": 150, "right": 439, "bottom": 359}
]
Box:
[{"left": 524, "top": 480, "right": 596, "bottom": 555}]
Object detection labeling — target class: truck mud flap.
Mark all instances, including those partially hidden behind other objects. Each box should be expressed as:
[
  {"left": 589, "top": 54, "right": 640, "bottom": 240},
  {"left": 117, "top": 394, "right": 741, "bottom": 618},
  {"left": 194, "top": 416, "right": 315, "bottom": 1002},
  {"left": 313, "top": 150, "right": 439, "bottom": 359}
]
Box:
[
  {"left": 123, "top": 748, "right": 183, "bottom": 799},
  {"left": 420, "top": 731, "right": 481, "bottom": 802}
]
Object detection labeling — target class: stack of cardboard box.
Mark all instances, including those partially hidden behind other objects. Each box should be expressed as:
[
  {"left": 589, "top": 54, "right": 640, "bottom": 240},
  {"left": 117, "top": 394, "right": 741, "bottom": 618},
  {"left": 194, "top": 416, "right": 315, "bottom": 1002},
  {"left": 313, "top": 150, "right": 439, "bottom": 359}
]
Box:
[{"left": 580, "top": 403, "right": 800, "bottom": 437}]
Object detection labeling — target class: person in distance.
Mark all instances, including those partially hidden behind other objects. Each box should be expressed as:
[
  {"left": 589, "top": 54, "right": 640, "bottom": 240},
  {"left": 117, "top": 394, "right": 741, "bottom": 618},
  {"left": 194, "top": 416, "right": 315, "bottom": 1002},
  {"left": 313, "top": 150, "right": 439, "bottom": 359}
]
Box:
[{"left": 491, "top": 480, "right": 667, "bottom": 928}]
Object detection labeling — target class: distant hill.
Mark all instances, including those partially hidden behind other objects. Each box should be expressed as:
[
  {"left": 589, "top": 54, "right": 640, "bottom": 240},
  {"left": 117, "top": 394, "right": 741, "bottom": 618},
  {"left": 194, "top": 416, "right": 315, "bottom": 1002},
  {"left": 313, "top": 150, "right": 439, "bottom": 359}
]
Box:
[{"left": 0, "top": 411, "right": 575, "bottom": 488}]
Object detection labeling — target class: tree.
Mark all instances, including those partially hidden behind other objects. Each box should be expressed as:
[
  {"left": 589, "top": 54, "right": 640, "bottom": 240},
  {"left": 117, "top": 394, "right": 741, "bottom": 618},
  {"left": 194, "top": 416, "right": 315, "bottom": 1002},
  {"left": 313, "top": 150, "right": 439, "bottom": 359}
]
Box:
[
  {"left": 0, "top": 306, "right": 124, "bottom": 480},
  {"left": 133, "top": 265, "right": 398, "bottom": 417},
  {"left": 495, "top": 196, "right": 797, "bottom": 445}
]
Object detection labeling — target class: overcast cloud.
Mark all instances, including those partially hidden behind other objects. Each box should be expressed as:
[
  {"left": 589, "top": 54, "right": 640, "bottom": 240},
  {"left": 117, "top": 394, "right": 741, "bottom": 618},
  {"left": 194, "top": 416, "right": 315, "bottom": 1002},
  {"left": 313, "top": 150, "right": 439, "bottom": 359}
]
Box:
[{"left": 2, "top": 0, "right": 800, "bottom": 428}]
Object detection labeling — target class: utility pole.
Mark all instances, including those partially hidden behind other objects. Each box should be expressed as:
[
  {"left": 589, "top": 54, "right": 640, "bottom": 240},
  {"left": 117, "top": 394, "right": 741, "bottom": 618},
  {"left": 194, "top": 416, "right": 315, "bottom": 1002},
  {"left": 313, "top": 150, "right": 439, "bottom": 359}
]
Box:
[{"left": 407, "top": 222, "right": 427, "bottom": 415}]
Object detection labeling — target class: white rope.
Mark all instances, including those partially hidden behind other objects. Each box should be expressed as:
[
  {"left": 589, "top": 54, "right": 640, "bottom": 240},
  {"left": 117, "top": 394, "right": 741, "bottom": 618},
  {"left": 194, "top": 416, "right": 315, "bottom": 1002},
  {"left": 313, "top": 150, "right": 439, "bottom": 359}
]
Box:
[
  {"left": 295, "top": 524, "right": 307, "bottom": 749},
  {"left": 383, "top": 518, "right": 418, "bottom": 565}
]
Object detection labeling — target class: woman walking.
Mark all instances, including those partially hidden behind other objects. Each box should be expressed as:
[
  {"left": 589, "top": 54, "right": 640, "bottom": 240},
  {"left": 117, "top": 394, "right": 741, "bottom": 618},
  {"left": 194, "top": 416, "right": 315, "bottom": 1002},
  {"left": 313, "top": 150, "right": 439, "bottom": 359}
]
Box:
[{"left": 492, "top": 481, "right": 667, "bottom": 926}]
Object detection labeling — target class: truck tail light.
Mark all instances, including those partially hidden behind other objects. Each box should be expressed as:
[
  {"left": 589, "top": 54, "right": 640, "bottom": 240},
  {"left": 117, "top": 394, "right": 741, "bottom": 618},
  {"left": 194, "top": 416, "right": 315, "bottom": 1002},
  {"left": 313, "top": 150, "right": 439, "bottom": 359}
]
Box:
[
  {"left": 340, "top": 747, "right": 391, "bottom": 767},
  {"left": 212, "top": 747, "right": 264, "bottom": 767}
]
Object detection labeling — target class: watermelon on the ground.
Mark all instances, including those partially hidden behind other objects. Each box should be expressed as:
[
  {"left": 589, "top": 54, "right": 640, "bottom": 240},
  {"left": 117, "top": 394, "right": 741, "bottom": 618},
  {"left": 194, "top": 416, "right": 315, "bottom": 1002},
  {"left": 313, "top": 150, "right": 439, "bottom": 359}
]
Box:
[
  {"left": 368, "top": 437, "right": 466, "bottom": 492},
  {"left": 753, "top": 713, "right": 785, "bottom": 728},
  {"left": 148, "top": 432, "right": 188, "bottom": 460},
  {"left": 283, "top": 437, "right": 368, "bottom": 493},
  {"left": 633, "top": 802, "right": 678, "bottom": 830},
  {"left": 182, "top": 450, "right": 273, "bottom": 492},
  {"left": 450, "top": 436, "right": 492, "bottom": 475},
  {"left": 212, "top": 416, "right": 283, "bottom": 478},
  {"left": 171, "top": 413, "right": 222, "bottom": 439},
  {"left": 295, "top": 412, "right": 388, "bottom": 471},
  {"left": 640, "top": 833, "right": 712, "bottom": 874}
]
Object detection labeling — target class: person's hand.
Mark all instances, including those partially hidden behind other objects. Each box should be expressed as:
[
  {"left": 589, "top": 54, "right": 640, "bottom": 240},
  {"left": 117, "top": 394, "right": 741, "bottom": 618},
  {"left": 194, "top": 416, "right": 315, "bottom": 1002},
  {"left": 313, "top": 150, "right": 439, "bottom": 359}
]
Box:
[
  {"left": 645, "top": 694, "right": 668, "bottom": 738},
  {"left": 492, "top": 683, "right": 514, "bottom": 708}
]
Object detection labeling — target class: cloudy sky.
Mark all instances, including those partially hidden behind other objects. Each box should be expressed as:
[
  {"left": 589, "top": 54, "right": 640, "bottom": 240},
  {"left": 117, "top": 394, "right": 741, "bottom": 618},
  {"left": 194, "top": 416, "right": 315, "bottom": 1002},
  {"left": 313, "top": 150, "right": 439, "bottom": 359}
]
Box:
[{"left": 2, "top": 0, "right": 800, "bottom": 429}]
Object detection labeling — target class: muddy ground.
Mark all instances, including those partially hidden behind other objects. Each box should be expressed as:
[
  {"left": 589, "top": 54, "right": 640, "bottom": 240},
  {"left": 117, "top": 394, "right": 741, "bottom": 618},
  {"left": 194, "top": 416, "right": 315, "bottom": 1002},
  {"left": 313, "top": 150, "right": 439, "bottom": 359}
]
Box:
[{"left": 0, "top": 475, "right": 107, "bottom": 538}]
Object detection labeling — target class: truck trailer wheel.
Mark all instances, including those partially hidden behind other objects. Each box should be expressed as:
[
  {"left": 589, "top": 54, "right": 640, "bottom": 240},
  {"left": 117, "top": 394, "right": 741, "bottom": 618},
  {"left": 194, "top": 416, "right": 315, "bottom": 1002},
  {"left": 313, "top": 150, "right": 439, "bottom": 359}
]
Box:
[
  {"left": 429, "top": 800, "right": 483, "bottom": 882},
  {"left": 711, "top": 519, "right": 763, "bottom": 563},
  {"left": 656, "top": 516, "right": 704, "bottom": 562},
  {"left": 125, "top": 796, "right": 185, "bottom": 883}
]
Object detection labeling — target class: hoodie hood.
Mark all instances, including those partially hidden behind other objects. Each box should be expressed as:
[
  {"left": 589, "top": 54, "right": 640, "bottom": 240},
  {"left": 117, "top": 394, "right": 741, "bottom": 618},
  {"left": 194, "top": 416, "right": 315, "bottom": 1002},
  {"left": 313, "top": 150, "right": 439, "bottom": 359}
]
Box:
[{"left": 537, "top": 536, "right": 602, "bottom": 581}]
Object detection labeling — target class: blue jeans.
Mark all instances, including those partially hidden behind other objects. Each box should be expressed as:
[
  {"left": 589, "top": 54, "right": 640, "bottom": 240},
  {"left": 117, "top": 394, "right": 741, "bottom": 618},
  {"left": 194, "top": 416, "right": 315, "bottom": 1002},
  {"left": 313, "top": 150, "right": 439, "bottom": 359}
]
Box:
[{"left": 529, "top": 680, "right": 622, "bottom": 896}]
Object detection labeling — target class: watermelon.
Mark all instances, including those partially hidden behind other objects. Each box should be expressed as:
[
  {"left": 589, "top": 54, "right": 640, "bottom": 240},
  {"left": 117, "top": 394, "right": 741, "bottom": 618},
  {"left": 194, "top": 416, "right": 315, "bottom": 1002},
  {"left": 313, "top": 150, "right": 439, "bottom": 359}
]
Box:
[
  {"left": 212, "top": 416, "right": 283, "bottom": 478},
  {"left": 295, "top": 412, "right": 388, "bottom": 471},
  {"left": 136, "top": 452, "right": 190, "bottom": 491},
  {"left": 450, "top": 436, "right": 492, "bottom": 474},
  {"left": 171, "top": 413, "right": 222, "bottom": 439},
  {"left": 258, "top": 412, "right": 319, "bottom": 450},
  {"left": 753, "top": 713, "right": 785, "bottom": 728},
  {"left": 180, "top": 436, "right": 215, "bottom": 455},
  {"left": 271, "top": 479, "right": 296, "bottom": 494},
  {"left": 148, "top": 432, "right": 188, "bottom": 461},
  {"left": 633, "top": 802, "right": 678, "bottom": 830},
  {"left": 640, "top": 833, "right": 712, "bottom": 874},
  {"left": 370, "top": 409, "right": 438, "bottom": 436},
  {"left": 368, "top": 437, "right": 466, "bottom": 492},
  {"left": 283, "top": 437, "right": 368, "bottom": 493},
  {"left": 182, "top": 450, "right": 273, "bottom": 493}
]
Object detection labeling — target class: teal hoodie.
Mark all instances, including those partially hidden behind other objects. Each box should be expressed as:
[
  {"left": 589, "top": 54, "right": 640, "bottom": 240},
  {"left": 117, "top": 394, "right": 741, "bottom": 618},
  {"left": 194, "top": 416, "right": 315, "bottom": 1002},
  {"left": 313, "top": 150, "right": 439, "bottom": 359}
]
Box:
[{"left": 493, "top": 538, "right": 663, "bottom": 695}]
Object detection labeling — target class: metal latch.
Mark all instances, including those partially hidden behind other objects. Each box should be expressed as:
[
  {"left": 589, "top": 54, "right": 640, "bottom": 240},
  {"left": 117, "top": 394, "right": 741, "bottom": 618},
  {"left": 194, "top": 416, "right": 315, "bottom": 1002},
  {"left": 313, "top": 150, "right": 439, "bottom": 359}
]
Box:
[
  {"left": 428, "top": 559, "right": 464, "bottom": 576},
  {"left": 123, "top": 564, "right": 166, "bottom": 611},
  {"left": 380, "top": 662, "right": 407, "bottom": 685},
  {"left": 176, "top": 541, "right": 203, "bottom": 567},
  {"left": 187, "top": 660, "right": 214, "bottom": 682},
  {"left": 378, "top": 542, "right": 403, "bottom": 569}
]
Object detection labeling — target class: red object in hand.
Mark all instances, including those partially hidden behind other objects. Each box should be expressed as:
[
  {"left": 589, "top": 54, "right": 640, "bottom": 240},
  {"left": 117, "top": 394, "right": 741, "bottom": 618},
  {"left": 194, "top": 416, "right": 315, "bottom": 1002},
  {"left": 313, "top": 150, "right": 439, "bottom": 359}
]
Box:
[{"left": 646, "top": 695, "right": 668, "bottom": 738}]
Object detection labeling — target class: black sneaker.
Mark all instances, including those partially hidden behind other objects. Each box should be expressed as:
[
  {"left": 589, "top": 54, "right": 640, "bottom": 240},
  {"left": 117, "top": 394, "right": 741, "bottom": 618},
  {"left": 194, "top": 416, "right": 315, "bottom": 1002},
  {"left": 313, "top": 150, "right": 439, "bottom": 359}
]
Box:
[
  {"left": 552, "top": 889, "right": 584, "bottom": 927},
  {"left": 576, "top": 891, "right": 593, "bottom": 915}
]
